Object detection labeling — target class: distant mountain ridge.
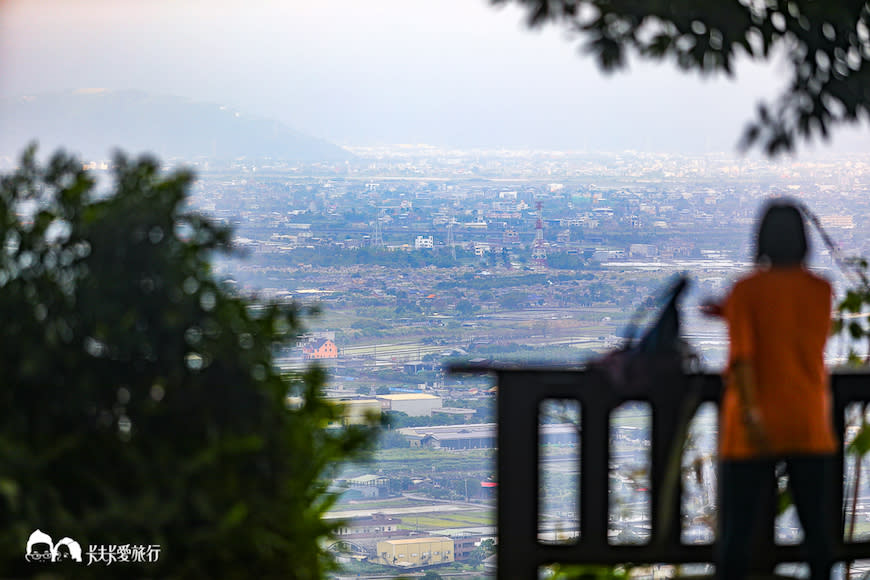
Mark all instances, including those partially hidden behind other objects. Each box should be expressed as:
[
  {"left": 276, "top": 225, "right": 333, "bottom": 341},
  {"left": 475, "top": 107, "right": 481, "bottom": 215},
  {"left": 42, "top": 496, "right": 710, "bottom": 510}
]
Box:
[{"left": 0, "top": 90, "right": 351, "bottom": 161}]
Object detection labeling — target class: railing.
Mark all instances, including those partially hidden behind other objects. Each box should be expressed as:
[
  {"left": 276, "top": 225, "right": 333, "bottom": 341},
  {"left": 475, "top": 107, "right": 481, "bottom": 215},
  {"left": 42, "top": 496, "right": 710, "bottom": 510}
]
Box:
[{"left": 449, "top": 364, "right": 870, "bottom": 579}]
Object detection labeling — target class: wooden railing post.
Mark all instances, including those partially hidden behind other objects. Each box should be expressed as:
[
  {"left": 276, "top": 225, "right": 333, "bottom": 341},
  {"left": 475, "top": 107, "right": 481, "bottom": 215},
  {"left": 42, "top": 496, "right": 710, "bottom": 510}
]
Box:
[
  {"left": 446, "top": 365, "right": 870, "bottom": 578},
  {"left": 497, "top": 371, "right": 543, "bottom": 579}
]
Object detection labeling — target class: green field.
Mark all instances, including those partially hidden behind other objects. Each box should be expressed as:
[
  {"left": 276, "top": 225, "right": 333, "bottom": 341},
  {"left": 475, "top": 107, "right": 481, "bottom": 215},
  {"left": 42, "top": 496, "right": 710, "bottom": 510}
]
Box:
[
  {"left": 344, "top": 448, "right": 495, "bottom": 479},
  {"left": 397, "top": 510, "right": 494, "bottom": 530}
]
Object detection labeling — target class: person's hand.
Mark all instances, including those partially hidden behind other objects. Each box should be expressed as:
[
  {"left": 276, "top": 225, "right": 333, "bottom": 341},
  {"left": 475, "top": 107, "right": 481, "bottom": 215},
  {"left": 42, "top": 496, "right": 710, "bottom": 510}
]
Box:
[
  {"left": 699, "top": 299, "right": 723, "bottom": 318},
  {"left": 743, "top": 408, "right": 771, "bottom": 453}
]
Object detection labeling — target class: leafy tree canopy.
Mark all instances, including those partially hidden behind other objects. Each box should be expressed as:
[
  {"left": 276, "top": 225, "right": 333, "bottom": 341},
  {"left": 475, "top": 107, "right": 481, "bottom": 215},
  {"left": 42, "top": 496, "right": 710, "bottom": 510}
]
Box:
[
  {"left": 498, "top": 0, "right": 870, "bottom": 154},
  {"left": 0, "top": 147, "right": 374, "bottom": 578}
]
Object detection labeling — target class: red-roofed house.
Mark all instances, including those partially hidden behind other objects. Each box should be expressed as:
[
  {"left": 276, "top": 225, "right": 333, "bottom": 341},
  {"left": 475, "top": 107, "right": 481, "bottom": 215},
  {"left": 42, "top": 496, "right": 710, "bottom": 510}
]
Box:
[{"left": 303, "top": 338, "right": 338, "bottom": 360}]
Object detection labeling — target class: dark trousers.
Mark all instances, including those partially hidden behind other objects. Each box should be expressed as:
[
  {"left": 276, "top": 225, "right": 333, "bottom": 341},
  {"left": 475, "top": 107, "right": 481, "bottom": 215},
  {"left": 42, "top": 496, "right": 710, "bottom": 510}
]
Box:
[{"left": 717, "top": 455, "right": 835, "bottom": 580}]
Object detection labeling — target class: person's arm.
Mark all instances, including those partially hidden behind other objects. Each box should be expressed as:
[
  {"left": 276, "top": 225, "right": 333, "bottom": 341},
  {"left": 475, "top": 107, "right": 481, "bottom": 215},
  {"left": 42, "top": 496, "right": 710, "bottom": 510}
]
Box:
[
  {"left": 699, "top": 298, "right": 723, "bottom": 318},
  {"left": 724, "top": 282, "right": 770, "bottom": 452},
  {"left": 730, "top": 358, "right": 769, "bottom": 452}
]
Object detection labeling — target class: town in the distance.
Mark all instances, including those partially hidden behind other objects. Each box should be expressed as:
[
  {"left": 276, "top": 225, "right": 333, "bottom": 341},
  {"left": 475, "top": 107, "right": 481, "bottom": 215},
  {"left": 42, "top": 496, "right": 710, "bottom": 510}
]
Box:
[{"left": 87, "top": 146, "right": 870, "bottom": 578}]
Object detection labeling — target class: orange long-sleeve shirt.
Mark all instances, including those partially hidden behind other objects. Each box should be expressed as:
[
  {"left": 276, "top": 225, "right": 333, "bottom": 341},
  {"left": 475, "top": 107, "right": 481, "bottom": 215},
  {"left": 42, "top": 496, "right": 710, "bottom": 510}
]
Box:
[{"left": 720, "top": 266, "right": 837, "bottom": 459}]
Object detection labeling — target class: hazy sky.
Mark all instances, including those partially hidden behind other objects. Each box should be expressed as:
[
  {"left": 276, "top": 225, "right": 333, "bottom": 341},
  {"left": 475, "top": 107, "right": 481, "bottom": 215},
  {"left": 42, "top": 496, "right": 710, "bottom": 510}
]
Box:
[{"left": 1, "top": 0, "right": 868, "bottom": 154}]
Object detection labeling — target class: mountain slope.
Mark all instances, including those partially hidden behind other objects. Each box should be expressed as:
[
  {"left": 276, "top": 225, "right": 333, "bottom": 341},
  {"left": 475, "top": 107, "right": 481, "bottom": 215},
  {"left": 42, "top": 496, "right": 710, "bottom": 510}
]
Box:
[{"left": 0, "top": 90, "right": 351, "bottom": 161}]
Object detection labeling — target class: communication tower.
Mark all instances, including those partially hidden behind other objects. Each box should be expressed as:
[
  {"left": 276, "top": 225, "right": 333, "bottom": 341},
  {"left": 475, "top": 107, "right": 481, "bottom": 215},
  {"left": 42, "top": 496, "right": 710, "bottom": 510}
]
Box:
[
  {"left": 371, "top": 208, "right": 385, "bottom": 249},
  {"left": 531, "top": 201, "right": 547, "bottom": 269}
]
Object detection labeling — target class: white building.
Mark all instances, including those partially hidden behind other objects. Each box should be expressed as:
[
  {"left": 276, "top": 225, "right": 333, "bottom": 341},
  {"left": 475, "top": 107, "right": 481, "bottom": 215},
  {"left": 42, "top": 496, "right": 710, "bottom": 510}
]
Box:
[
  {"left": 629, "top": 243, "right": 658, "bottom": 258},
  {"left": 377, "top": 393, "right": 442, "bottom": 416},
  {"left": 415, "top": 235, "right": 434, "bottom": 249},
  {"left": 325, "top": 398, "right": 381, "bottom": 428}
]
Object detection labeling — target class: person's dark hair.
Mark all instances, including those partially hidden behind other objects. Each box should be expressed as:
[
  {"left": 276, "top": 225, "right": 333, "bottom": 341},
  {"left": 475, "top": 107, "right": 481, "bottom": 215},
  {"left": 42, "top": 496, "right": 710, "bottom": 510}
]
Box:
[{"left": 755, "top": 200, "right": 808, "bottom": 267}]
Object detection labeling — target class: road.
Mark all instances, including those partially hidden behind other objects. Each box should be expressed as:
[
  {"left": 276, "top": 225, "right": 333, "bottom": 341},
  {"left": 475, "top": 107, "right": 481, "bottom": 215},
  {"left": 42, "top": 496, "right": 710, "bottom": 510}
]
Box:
[
  {"left": 327, "top": 502, "right": 482, "bottom": 520},
  {"left": 333, "top": 573, "right": 488, "bottom": 579}
]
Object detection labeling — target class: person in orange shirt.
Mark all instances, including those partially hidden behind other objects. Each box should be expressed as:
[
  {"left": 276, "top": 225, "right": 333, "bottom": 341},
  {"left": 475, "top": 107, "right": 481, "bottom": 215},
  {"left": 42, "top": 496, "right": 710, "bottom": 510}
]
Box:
[{"left": 704, "top": 200, "right": 837, "bottom": 580}]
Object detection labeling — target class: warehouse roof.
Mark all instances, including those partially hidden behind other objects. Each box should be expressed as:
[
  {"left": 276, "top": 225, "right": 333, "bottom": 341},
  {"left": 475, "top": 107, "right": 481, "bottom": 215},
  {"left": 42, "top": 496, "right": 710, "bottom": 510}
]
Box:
[
  {"left": 397, "top": 423, "right": 577, "bottom": 440},
  {"left": 380, "top": 536, "right": 452, "bottom": 545},
  {"left": 377, "top": 393, "right": 440, "bottom": 401}
]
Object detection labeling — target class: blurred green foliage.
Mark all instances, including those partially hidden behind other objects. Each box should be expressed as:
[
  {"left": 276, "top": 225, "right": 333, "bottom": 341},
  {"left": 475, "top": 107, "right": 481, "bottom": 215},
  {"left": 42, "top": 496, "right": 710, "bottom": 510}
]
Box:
[
  {"left": 833, "top": 259, "right": 870, "bottom": 364},
  {"left": 0, "top": 147, "right": 375, "bottom": 578},
  {"left": 831, "top": 259, "right": 870, "bottom": 558},
  {"left": 545, "top": 563, "right": 630, "bottom": 579}
]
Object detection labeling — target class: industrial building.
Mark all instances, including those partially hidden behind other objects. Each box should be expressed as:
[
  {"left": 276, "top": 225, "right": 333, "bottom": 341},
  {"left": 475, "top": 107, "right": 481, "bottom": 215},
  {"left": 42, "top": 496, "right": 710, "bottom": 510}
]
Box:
[
  {"left": 331, "top": 513, "right": 402, "bottom": 536},
  {"left": 431, "top": 407, "right": 476, "bottom": 423},
  {"left": 399, "top": 423, "right": 495, "bottom": 449},
  {"left": 452, "top": 534, "right": 486, "bottom": 560},
  {"left": 375, "top": 536, "right": 454, "bottom": 568},
  {"left": 376, "top": 393, "right": 442, "bottom": 416},
  {"left": 339, "top": 474, "right": 389, "bottom": 499},
  {"left": 398, "top": 423, "right": 578, "bottom": 450},
  {"left": 326, "top": 397, "right": 381, "bottom": 427}
]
